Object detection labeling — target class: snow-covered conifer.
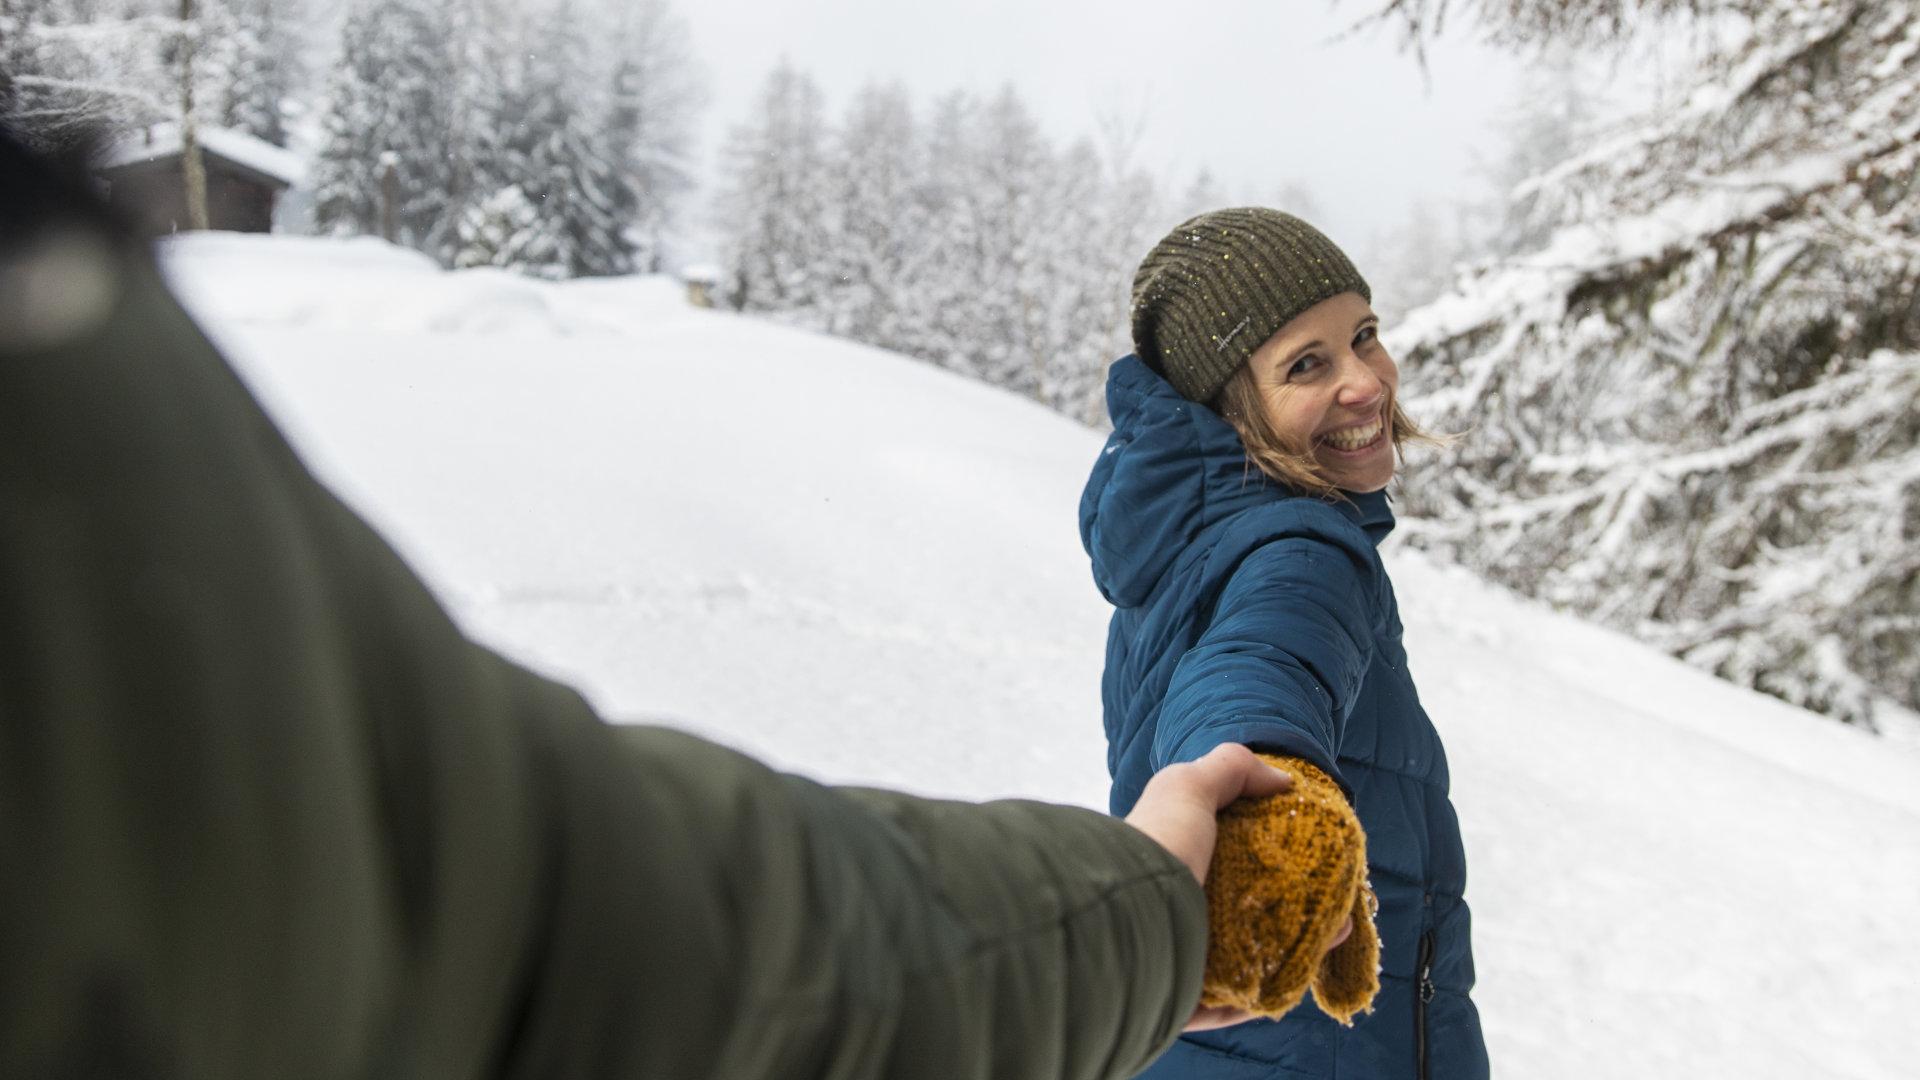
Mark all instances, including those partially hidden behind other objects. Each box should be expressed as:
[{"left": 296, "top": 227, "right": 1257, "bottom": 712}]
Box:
[
  {"left": 1385, "top": 0, "right": 1920, "bottom": 726},
  {"left": 1023, "top": 103, "right": 1173, "bottom": 424},
  {"left": 489, "top": 1, "right": 631, "bottom": 277},
  {"left": 598, "top": 0, "right": 703, "bottom": 273},
  {"left": 1079, "top": 147, "right": 1171, "bottom": 413},
  {"left": 1176, "top": 168, "right": 1230, "bottom": 221},
  {"left": 948, "top": 85, "right": 1053, "bottom": 397},
  {"left": 821, "top": 81, "right": 920, "bottom": 351},
  {"left": 1484, "top": 52, "right": 1604, "bottom": 257},
  {"left": 902, "top": 88, "right": 985, "bottom": 371},
  {"left": 1371, "top": 200, "right": 1465, "bottom": 325},
  {"left": 453, "top": 183, "right": 562, "bottom": 274},
  {"left": 0, "top": 0, "right": 173, "bottom": 150},
  {"left": 199, "top": 0, "right": 301, "bottom": 145},
  {"left": 715, "top": 69, "right": 1171, "bottom": 424},
  {"left": 712, "top": 59, "right": 833, "bottom": 318},
  {"left": 310, "top": 0, "right": 458, "bottom": 255},
  {"left": 3, "top": 0, "right": 312, "bottom": 155},
  {"left": 1030, "top": 136, "right": 1117, "bottom": 417}
]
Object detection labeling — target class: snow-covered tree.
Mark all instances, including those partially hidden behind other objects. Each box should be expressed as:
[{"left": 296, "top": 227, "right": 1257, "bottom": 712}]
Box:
[
  {"left": 198, "top": 0, "right": 302, "bottom": 145},
  {"left": 439, "top": 0, "right": 529, "bottom": 268},
  {"left": 712, "top": 59, "right": 834, "bottom": 317},
  {"left": 491, "top": 1, "right": 632, "bottom": 277},
  {"left": 453, "top": 183, "right": 561, "bottom": 274},
  {"left": 310, "top": 0, "right": 458, "bottom": 251},
  {"left": 960, "top": 87, "right": 1054, "bottom": 394},
  {"left": 1371, "top": 199, "right": 1466, "bottom": 324},
  {"left": 1, "top": 0, "right": 312, "bottom": 152},
  {"left": 313, "top": 0, "right": 702, "bottom": 275},
  {"left": 598, "top": 0, "right": 704, "bottom": 272},
  {"left": 1176, "top": 168, "right": 1231, "bottom": 221},
  {"left": 1483, "top": 51, "right": 1606, "bottom": 257},
  {"left": 1267, "top": 179, "right": 1328, "bottom": 223},
  {"left": 0, "top": 0, "right": 174, "bottom": 151},
  {"left": 903, "top": 88, "right": 986, "bottom": 371},
  {"left": 715, "top": 69, "right": 1175, "bottom": 424},
  {"left": 1038, "top": 116, "right": 1169, "bottom": 425},
  {"left": 1031, "top": 136, "right": 1121, "bottom": 418},
  {"left": 1379, "top": 0, "right": 1920, "bottom": 726},
  {"left": 821, "top": 81, "right": 921, "bottom": 351}
]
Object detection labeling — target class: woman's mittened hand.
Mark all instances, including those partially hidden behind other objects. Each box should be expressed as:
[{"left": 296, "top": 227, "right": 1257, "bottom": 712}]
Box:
[{"left": 1125, "top": 744, "right": 1295, "bottom": 1032}]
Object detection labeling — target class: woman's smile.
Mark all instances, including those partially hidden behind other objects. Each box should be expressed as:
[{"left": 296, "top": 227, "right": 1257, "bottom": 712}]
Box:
[{"left": 1316, "top": 410, "right": 1388, "bottom": 456}]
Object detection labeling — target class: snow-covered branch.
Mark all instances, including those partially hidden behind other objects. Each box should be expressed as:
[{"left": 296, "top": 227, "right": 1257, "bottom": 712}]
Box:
[
  {"left": 1392, "top": 0, "right": 1920, "bottom": 729},
  {"left": 10, "top": 75, "right": 169, "bottom": 115},
  {"left": 27, "top": 14, "right": 188, "bottom": 43}
]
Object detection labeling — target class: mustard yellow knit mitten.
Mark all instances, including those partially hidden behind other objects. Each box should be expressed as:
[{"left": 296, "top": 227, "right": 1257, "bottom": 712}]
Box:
[{"left": 1199, "top": 754, "right": 1381, "bottom": 1025}]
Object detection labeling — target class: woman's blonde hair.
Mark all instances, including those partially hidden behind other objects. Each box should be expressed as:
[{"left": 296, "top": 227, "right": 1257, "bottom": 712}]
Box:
[{"left": 1210, "top": 364, "right": 1445, "bottom": 500}]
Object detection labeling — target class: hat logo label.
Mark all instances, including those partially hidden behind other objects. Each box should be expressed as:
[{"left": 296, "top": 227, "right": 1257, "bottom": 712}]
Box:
[{"left": 1217, "top": 316, "right": 1251, "bottom": 352}]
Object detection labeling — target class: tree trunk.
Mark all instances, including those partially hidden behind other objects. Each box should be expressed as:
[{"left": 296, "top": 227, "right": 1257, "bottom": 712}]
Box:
[
  {"left": 380, "top": 151, "right": 399, "bottom": 243},
  {"left": 179, "top": 0, "right": 210, "bottom": 231}
]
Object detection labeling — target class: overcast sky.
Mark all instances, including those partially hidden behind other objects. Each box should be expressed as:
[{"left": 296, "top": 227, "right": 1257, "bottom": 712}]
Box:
[{"left": 677, "top": 0, "right": 1536, "bottom": 259}]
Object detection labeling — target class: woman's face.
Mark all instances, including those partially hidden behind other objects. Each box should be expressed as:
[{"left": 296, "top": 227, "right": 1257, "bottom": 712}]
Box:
[{"left": 1245, "top": 291, "right": 1399, "bottom": 493}]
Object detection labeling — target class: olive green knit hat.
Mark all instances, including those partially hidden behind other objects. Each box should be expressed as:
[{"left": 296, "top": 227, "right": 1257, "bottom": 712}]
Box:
[{"left": 1131, "top": 207, "right": 1371, "bottom": 405}]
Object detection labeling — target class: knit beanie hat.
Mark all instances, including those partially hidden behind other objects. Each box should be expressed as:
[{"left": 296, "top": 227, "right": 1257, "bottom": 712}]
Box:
[
  {"left": 1131, "top": 207, "right": 1371, "bottom": 405},
  {"left": 1200, "top": 754, "right": 1382, "bottom": 1025}
]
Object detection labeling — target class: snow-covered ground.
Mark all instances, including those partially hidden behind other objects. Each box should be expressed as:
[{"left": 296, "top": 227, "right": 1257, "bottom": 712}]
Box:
[{"left": 162, "top": 233, "right": 1920, "bottom": 1080}]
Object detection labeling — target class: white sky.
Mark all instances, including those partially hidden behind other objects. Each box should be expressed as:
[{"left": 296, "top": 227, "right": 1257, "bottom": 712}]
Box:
[{"left": 678, "top": 0, "right": 1533, "bottom": 258}]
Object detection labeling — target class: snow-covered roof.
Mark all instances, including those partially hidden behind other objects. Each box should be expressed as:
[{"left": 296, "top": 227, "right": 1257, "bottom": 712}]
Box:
[{"left": 99, "top": 122, "right": 306, "bottom": 187}]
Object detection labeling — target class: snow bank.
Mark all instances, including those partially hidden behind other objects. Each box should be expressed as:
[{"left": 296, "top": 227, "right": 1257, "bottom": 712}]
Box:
[
  {"left": 163, "top": 234, "right": 1920, "bottom": 1080},
  {"left": 162, "top": 232, "right": 1115, "bottom": 809}
]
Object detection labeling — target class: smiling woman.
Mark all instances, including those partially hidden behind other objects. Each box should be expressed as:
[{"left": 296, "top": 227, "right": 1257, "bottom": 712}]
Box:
[
  {"left": 1082, "top": 206, "right": 1487, "bottom": 1079},
  {"left": 1128, "top": 208, "right": 1441, "bottom": 500}
]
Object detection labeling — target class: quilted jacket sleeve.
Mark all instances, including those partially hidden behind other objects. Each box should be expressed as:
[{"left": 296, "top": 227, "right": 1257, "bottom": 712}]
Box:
[
  {"left": 1152, "top": 532, "right": 1379, "bottom": 791},
  {"left": 0, "top": 146, "right": 1206, "bottom": 1080},
  {"left": 590, "top": 731, "right": 1211, "bottom": 1080}
]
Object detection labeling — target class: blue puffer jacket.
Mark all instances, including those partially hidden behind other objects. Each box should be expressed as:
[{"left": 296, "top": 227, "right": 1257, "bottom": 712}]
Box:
[{"left": 1080, "top": 356, "right": 1487, "bottom": 1080}]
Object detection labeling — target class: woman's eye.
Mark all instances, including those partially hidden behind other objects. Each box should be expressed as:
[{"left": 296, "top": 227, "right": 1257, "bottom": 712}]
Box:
[
  {"left": 1288, "top": 355, "right": 1322, "bottom": 379},
  {"left": 1355, "top": 325, "right": 1378, "bottom": 346}
]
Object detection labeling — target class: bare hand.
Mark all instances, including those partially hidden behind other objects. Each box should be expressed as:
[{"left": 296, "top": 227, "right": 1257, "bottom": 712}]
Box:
[
  {"left": 1124, "top": 743, "right": 1292, "bottom": 886},
  {"left": 1124, "top": 744, "right": 1294, "bottom": 1032}
]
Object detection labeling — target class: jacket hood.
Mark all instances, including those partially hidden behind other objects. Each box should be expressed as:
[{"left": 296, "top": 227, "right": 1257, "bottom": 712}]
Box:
[{"left": 1079, "top": 355, "right": 1394, "bottom": 608}]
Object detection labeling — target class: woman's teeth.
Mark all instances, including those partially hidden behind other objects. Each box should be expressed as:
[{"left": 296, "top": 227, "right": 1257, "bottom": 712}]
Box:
[{"left": 1321, "top": 418, "right": 1383, "bottom": 451}]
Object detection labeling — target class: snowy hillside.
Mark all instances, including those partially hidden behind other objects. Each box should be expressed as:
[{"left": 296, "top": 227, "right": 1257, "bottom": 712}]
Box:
[{"left": 163, "top": 234, "right": 1919, "bottom": 1080}]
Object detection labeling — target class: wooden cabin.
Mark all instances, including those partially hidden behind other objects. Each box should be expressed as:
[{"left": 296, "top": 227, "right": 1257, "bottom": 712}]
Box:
[{"left": 97, "top": 123, "right": 304, "bottom": 237}]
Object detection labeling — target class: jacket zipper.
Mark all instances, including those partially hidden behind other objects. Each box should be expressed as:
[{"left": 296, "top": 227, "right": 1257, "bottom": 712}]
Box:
[{"left": 1415, "top": 928, "right": 1436, "bottom": 1080}]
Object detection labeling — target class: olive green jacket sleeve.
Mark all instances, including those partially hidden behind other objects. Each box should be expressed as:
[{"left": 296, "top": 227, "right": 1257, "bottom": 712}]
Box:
[{"left": 0, "top": 195, "right": 1206, "bottom": 1079}]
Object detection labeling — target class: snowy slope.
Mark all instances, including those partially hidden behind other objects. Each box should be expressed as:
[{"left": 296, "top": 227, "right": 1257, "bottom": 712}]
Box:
[{"left": 162, "top": 233, "right": 1920, "bottom": 1080}]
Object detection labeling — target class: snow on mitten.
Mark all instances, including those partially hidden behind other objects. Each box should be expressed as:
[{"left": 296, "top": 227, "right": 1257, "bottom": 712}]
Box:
[{"left": 1199, "top": 754, "right": 1381, "bottom": 1025}]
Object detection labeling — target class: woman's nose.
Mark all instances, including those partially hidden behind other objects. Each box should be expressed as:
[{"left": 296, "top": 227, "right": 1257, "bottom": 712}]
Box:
[{"left": 1335, "top": 355, "right": 1385, "bottom": 409}]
